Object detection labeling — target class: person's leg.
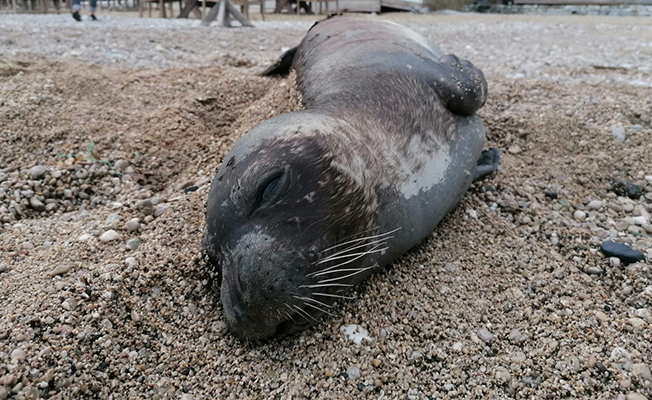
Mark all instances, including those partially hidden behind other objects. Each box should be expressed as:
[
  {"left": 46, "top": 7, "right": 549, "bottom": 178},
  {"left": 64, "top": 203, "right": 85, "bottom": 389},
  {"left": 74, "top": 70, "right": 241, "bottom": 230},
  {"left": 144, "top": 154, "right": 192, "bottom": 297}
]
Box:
[
  {"left": 89, "top": 0, "right": 98, "bottom": 19},
  {"left": 72, "top": 0, "right": 82, "bottom": 20}
]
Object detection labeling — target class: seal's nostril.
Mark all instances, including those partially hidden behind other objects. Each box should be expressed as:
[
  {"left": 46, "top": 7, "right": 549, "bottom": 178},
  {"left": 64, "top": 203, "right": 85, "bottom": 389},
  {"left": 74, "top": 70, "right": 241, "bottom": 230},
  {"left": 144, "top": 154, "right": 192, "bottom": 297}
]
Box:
[{"left": 225, "top": 271, "right": 247, "bottom": 321}]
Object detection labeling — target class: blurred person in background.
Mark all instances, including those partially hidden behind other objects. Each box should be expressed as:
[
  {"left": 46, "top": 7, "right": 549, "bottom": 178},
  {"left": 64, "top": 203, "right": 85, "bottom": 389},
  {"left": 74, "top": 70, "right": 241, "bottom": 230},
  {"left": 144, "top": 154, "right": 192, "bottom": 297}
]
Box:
[{"left": 72, "top": 0, "right": 98, "bottom": 21}]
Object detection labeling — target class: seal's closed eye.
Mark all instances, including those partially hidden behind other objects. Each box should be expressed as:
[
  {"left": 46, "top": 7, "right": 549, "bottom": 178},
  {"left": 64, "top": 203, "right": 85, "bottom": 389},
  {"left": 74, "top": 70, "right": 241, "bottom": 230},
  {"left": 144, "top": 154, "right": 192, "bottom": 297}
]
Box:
[
  {"left": 254, "top": 170, "right": 288, "bottom": 212},
  {"left": 261, "top": 176, "right": 280, "bottom": 202}
]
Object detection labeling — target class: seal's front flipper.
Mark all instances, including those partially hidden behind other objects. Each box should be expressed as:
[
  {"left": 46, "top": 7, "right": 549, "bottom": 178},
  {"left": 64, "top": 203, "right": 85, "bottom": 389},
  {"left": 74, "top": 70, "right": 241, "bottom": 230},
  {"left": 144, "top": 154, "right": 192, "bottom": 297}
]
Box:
[
  {"left": 473, "top": 148, "right": 500, "bottom": 182},
  {"left": 262, "top": 46, "right": 298, "bottom": 77},
  {"left": 432, "top": 54, "right": 488, "bottom": 116}
]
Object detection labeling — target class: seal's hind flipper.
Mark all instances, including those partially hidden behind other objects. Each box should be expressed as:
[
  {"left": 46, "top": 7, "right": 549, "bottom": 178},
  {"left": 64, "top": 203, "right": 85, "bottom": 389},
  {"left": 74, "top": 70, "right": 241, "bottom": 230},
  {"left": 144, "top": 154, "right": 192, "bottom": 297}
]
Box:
[
  {"left": 473, "top": 148, "right": 500, "bottom": 182},
  {"left": 432, "top": 54, "right": 488, "bottom": 116},
  {"left": 262, "top": 46, "right": 298, "bottom": 77}
]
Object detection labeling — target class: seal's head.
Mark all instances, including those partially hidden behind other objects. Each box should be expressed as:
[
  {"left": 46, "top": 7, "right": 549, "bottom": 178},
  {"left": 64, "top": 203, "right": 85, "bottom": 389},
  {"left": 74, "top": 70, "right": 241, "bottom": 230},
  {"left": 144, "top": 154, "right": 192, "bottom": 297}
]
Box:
[{"left": 203, "top": 113, "right": 381, "bottom": 341}]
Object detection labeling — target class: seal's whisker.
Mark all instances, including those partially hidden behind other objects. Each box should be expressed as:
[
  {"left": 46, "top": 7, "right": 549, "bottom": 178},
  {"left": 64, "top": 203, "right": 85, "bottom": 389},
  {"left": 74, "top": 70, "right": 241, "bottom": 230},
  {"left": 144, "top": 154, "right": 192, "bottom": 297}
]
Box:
[
  {"left": 302, "top": 302, "right": 335, "bottom": 317},
  {"left": 316, "top": 225, "right": 381, "bottom": 252},
  {"left": 312, "top": 292, "right": 356, "bottom": 300},
  {"left": 307, "top": 244, "right": 387, "bottom": 277},
  {"left": 317, "top": 266, "right": 376, "bottom": 284},
  {"left": 319, "top": 228, "right": 400, "bottom": 255},
  {"left": 312, "top": 267, "right": 379, "bottom": 277},
  {"left": 284, "top": 311, "right": 297, "bottom": 324},
  {"left": 293, "top": 296, "right": 333, "bottom": 309},
  {"left": 293, "top": 305, "right": 319, "bottom": 323},
  {"left": 317, "top": 236, "right": 394, "bottom": 264},
  {"left": 299, "top": 283, "right": 353, "bottom": 288}
]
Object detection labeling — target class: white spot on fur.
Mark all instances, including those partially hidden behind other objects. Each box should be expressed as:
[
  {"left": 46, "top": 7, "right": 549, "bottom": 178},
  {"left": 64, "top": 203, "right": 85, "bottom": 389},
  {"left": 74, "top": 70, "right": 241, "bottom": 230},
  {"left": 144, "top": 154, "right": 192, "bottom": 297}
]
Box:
[
  {"left": 303, "top": 192, "right": 316, "bottom": 203},
  {"left": 399, "top": 134, "right": 451, "bottom": 199}
]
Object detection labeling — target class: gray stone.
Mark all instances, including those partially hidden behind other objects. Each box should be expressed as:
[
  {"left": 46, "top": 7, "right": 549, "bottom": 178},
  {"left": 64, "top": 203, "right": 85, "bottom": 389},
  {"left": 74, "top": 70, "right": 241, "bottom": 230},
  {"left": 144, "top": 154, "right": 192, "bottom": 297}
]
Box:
[
  {"left": 125, "top": 218, "right": 140, "bottom": 232},
  {"left": 126, "top": 238, "right": 142, "bottom": 251},
  {"left": 154, "top": 204, "right": 170, "bottom": 217},
  {"left": 49, "top": 265, "right": 70, "bottom": 276},
  {"left": 137, "top": 199, "right": 154, "bottom": 216},
  {"left": 574, "top": 210, "right": 587, "bottom": 221},
  {"left": 346, "top": 366, "right": 361, "bottom": 380},
  {"left": 100, "top": 230, "right": 120, "bottom": 242},
  {"left": 29, "top": 166, "right": 47, "bottom": 180},
  {"left": 477, "top": 328, "right": 494, "bottom": 343}
]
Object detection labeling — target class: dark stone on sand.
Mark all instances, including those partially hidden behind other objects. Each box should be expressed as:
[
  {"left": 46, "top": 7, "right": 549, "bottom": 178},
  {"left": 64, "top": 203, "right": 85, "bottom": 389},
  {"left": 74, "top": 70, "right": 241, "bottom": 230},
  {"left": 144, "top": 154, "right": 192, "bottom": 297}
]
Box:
[
  {"left": 600, "top": 241, "right": 645, "bottom": 264},
  {"left": 184, "top": 186, "right": 199, "bottom": 193},
  {"left": 611, "top": 178, "right": 642, "bottom": 199},
  {"left": 544, "top": 191, "right": 558, "bottom": 199}
]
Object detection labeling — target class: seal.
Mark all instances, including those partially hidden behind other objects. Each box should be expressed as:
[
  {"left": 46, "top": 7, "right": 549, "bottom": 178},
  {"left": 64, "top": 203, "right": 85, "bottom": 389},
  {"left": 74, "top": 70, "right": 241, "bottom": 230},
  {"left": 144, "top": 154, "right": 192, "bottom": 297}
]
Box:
[{"left": 203, "top": 16, "right": 499, "bottom": 341}]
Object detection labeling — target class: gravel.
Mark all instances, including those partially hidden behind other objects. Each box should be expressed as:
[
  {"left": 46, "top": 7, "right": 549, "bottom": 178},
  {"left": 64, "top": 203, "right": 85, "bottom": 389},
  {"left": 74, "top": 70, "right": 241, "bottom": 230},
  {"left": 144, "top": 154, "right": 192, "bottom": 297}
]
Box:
[{"left": 0, "top": 12, "right": 651, "bottom": 400}]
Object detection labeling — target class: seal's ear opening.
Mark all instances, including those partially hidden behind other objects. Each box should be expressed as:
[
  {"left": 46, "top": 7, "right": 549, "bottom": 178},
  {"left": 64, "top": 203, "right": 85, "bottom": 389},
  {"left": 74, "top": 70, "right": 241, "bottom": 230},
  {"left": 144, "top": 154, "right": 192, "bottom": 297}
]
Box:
[{"left": 262, "top": 46, "right": 297, "bottom": 77}]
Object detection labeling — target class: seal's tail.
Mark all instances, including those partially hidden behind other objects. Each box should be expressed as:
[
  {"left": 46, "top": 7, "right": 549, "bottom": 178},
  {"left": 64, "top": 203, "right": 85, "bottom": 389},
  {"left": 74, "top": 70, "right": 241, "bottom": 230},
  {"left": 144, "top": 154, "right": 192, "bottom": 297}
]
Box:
[{"left": 261, "top": 46, "right": 298, "bottom": 77}]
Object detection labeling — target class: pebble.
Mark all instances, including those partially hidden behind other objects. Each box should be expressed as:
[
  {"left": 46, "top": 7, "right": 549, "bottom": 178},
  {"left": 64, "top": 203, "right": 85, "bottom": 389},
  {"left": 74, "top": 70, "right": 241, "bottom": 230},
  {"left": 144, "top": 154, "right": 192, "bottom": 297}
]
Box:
[
  {"left": 626, "top": 394, "right": 648, "bottom": 400},
  {"left": 29, "top": 197, "right": 45, "bottom": 211},
  {"left": 587, "top": 200, "right": 603, "bottom": 210},
  {"left": 75, "top": 169, "right": 89, "bottom": 179},
  {"left": 544, "top": 191, "right": 558, "bottom": 199},
  {"left": 628, "top": 318, "right": 646, "bottom": 329},
  {"left": 100, "top": 230, "right": 120, "bottom": 242},
  {"left": 476, "top": 328, "right": 494, "bottom": 343},
  {"left": 10, "top": 348, "right": 26, "bottom": 362},
  {"left": 508, "top": 145, "right": 522, "bottom": 154},
  {"left": 600, "top": 241, "right": 645, "bottom": 264},
  {"left": 180, "top": 395, "right": 194, "bottom": 400},
  {"left": 21, "top": 242, "right": 34, "bottom": 250},
  {"left": 125, "top": 257, "right": 138, "bottom": 268},
  {"left": 49, "top": 265, "right": 70, "bottom": 276},
  {"left": 511, "top": 352, "right": 527, "bottom": 363},
  {"left": 495, "top": 367, "right": 511, "bottom": 381},
  {"left": 78, "top": 234, "right": 92, "bottom": 242},
  {"left": 154, "top": 204, "right": 170, "bottom": 217},
  {"left": 595, "top": 311, "right": 609, "bottom": 322},
  {"left": 126, "top": 238, "right": 142, "bottom": 251},
  {"left": 465, "top": 208, "right": 478, "bottom": 219},
  {"left": 631, "top": 363, "right": 652, "bottom": 382},
  {"left": 346, "top": 366, "right": 361, "bottom": 380},
  {"left": 371, "top": 359, "right": 381, "bottom": 368},
  {"left": 136, "top": 199, "right": 154, "bottom": 216},
  {"left": 631, "top": 216, "right": 649, "bottom": 226},
  {"left": 29, "top": 165, "right": 47, "bottom": 180},
  {"left": 125, "top": 218, "right": 140, "bottom": 232},
  {"left": 610, "top": 125, "right": 626, "bottom": 142},
  {"left": 585, "top": 266, "right": 603, "bottom": 275},
  {"left": 0, "top": 264, "right": 7, "bottom": 273},
  {"left": 573, "top": 210, "right": 587, "bottom": 221},
  {"left": 609, "top": 257, "right": 621, "bottom": 267},
  {"left": 612, "top": 179, "right": 642, "bottom": 199},
  {"left": 615, "top": 221, "right": 630, "bottom": 231}
]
